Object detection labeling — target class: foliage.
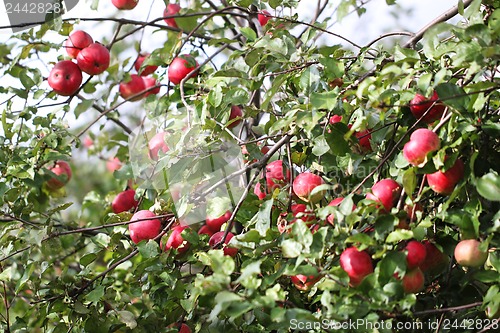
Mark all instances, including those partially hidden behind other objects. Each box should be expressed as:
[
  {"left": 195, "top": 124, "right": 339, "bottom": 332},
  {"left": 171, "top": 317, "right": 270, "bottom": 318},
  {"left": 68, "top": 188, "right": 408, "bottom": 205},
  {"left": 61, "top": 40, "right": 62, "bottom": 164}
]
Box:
[{"left": 0, "top": 0, "right": 499, "bottom": 332}]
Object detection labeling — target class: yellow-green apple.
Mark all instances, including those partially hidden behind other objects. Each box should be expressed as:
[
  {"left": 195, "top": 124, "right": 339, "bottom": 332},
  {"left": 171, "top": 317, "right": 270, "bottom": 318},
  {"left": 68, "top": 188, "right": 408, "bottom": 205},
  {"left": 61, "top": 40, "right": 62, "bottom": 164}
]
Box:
[
  {"left": 427, "top": 157, "right": 464, "bottom": 195},
  {"left": 164, "top": 225, "right": 190, "bottom": 253},
  {"left": 206, "top": 210, "right": 231, "bottom": 232},
  {"left": 106, "top": 157, "right": 122, "bottom": 172},
  {"left": 209, "top": 231, "right": 238, "bottom": 257},
  {"left": 163, "top": 3, "right": 181, "bottom": 28},
  {"left": 76, "top": 43, "right": 110, "bottom": 75},
  {"left": 134, "top": 53, "right": 158, "bottom": 76},
  {"left": 48, "top": 60, "right": 82, "bottom": 96},
  {"left": 168, "top": 55, "right": 198, "bottom": 85},
  {"left": 326, "top": 197, "right": 356, "bottom": 225},
  {"left": 409, "top": 91, "right": 445, "bottom": 124},
  {"left": 228, "top": 106, "right": 243, "bottom": 128},
  {"left": 402, "top": 267, "right": 425, "bottom": 293},
  {"left": 112, "top": 0, "right": 138, "bottom": 10},
  {"left": 148, "top": 131, "right": 169, "bottom": 160},
  {"left": 405, "top": 240, "right": 427, "bottom": 269},
  {"left": 46, "top": 161, "right": 72, "bottom": 190},
  {"left": 292, "top": 172, "right": 325, "bottom": 203},
  {"left": 403, "top": 129, "right": 440, "bottom": 166},
  {"left": 64, "top": 30, "right": 93, "bottom": 58},
  {"left": 258, "top": 10, "right": 271, "bottom": 26},
  {"left": 128, "top": 210, "right": 161, "bottom": 244},
  {"left": 366, "top": 178, "right": 402, "bottom": 213},
  {"left": 340, "top": 247, "right": 374, "bottom": 287},
  {"left": 119, "top": 74, "right": 146, "bottom": 101},
  {"left": 265, "top": 160, "right": 290, "bottom": 192},
  {"left": 454, "top": 239, "right": 488, "bottom": 267},
  {"left": 112, "top": 189, "right": 138, "bottom": 214}
]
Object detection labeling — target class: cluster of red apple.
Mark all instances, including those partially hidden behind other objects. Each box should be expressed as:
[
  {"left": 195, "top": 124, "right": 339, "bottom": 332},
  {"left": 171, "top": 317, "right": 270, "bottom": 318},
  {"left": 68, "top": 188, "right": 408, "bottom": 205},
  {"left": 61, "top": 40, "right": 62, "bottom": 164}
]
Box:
[
  {"left": 329, "top": 115, "right": 372, "bottom": 152},
  {"left": 118, "top": 55, "right": 160, "bottom": 101},
  {"left": 48, "top": 30, "right": 110, "bottom": 96}
]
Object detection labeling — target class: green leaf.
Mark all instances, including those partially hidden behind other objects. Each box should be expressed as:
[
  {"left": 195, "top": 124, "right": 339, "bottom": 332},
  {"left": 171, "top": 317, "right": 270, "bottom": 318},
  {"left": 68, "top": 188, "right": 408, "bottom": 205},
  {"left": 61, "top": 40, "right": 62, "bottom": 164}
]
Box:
[
  {"left": 476, "top": 172, "right": 500, "bottom": 201},
  {"left": 386, "top": 229, "right": 414, "bottom": 243},
  {"left": 282, "top": 239, "right": 303, "bottom": 258},
  {"left": 137, "top": 241, "right": 160, "bottom": 259},
  {"left": 80, "top": 253, "right": 97, "bottom": 267},
  {"left": 402, "top": 168, "right": 417, "bottom": 196},
  {"left": 85, "top": 285, "right": 105, "bottom": 303},
  {"left": 75, "top": 99, "right": 93, "bottom": 119},
  {"left": 256, "top": 199, "right": 273, "bottom": 235},
  {"left": 240, "top": 27, "right": 257, "bottom": 42},
  {"left": 311, "top": 135, "right": 330, "bottom": 156},
  {"left": 311, "top": 90, "right": 338, "bottom": 111},
  {"left": 117, "top": 310, "right": 137, "bottom": 329}
]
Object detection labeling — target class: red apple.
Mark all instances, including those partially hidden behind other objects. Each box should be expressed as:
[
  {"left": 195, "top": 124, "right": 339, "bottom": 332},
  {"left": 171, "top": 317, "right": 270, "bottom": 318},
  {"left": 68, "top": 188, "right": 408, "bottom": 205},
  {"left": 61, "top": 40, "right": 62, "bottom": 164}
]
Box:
[
  {"left": 111, "top": 0, "right": 138, "bottom": 10},
  {"left": 106, "top": 157, "right": 122, "bottom": 172},
  {"left": 254, "top": 182, "right": 266, "bottom": 200},
  {"left": 340, "top": 247, "right": 374, "bottom": 287},
  {"left": 119, "top": 74, "right": 146, "bottom": 101},
  {"left": 326, "top": 197, "right": 356, "bottom": 225},
  {"left": 163, "top": 3, "right": 182, "bottom": 28},
  {"left": 228, "top": 106, "right": 243, "bottom": 128},
  {"left": 290, "top": 274, "right": 321, "bottom": 291},
  {"left": 48, "top": 60, "right": 83, "bottom": 96},
  {"left": 112, "top": 189, "right": 139, "bottom": 214},
  {"left": 329, "top": 115, "right": 342, "bottom": 124},
  {"left": 409, "top": 91, "right": 446, "bottom": 124},
  {"left": 206, "top": 210, "right": 231, "bottom": 232},
  {"left": 420, "top": 241, "right": 449, "bottom": 274},
  {"left": 355, "top": 129, "right": 372, "bottom": 152},
  {"left": 402, "top": 267, "right": 425, "bottom": 293},
  {"left": 148, "top": 131, "right": 169, "bottom": 160},
  {"left": 405, "top": 240, "right": 427, "bottom": 269},
  {"left": 454, "top": 239, "right": 488, "bottom": 267},
  {"left": 265, "top": 160, "right": 290, "bottom": 191},
  {"left": 366, "top": 178, "right": 402, "bottom": 213},
  {"left": 291, "top": 204, "right": 315, "bottom": 224},
  {"left": 209, "top": 231, "right": 238, "bottom": 257},
  {"left": 76, "top": 43, "right": 110, "bottom": 75},
  {"left": 128, "top": 210, "right": 161, "bottom": 244},
  {"left": 64, "top": 30, "right": 93, "bottom": 58},
  {"left": 167, "top": 323, "right": 191, "bottom": 333},
  {"left": 258, "top": 10, "right": 272, "bottom": 26},
  {"left": 164, "top": 225, "right": 190, "bottom": 253},
  {"left": 141, "top": 76, "right": 160, "bottom": 97},
  {"left": 427, "top": 158, "right": 464, "bottom": 195},
  {"left": 134, "top": 53, "right": 158, "bottom": 76},
  {"left": 292, "top": 172, "right": 326, "bottom": 203},
  {"left": 403, "top": 129, "right": 440, "bottom": 166},
  {"left": 83, "top": 136, "right": 94, "bottom": 148},
  {"left": 198, "top": 225, "right": 215, "bottom": 237},
  {"left": 168, "top": 55, "right": 198, "bottom": 85},
  {"left": 46, "top": 161, "right": 72, "bottom": 190}
]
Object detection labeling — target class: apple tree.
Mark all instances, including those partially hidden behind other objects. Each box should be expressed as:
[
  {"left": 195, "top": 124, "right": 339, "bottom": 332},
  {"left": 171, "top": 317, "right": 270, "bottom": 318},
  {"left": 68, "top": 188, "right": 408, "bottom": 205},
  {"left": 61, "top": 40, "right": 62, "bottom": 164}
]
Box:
[{"left": 0, "top": 0, "right": 499, "bottom": 332}]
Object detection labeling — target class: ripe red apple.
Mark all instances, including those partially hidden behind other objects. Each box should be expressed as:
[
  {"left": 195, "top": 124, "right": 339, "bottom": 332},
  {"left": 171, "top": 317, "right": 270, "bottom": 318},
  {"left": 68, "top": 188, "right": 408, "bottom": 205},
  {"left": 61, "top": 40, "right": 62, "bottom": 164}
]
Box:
[
  {"left": 206, "top": 210, "right": 231, "bottom": 232},
  {"left": 134, "top": 53, "right": 158, "bottom": 76},
  {"left": 76, "top": 43, "right": 110, "bottom": 75},
  {"left": 209, "top": 231, "right": 238, "bottom": 257},
  {"left": 265, "top": 160, "right": 290, "bottom": 191},
  {"left": 48, "top": 60, "right": 83, "bottom": 96},
  {"left": 427, "top": 158, "right": 464, "bottom": 195},
  {"left": 228, "top": 106, "right": 243, "bottom": 128},
  {"left": 366, "top": 178, "right": 402, "bottom": 213},
  {"left": 355, "top": 129, "right": 372, "bottom": 152},
  {"left": 106, "top": 157, "right": 122, "bottom": 172},
  {"left": 83, "top": 136, "right": 94, "bottom": 148},
  {"left": 198, "top": 224, "right": 215, "bottom": 237},
  {"left": 112, "top": 189, "right": 138, "bottom": 214},
  {"left": 454, "top": 239, "right": 488, "bottom": 267},
  {"left": 119, "top": 74, "right": 146, "bottom": 101},
  {"left": 290, "top": 274, "right": 321, "bottom": 291},
  {"left": 111, "top": 0, "right": 138, "bottom": 10},
  {"left": 258, "top": 10, "right": 272, "bottom": 26},
  {"left": 409, "top": 91, "right": 446, "bottom": 124},
  {"left": 64, "top": 30, "right": 93, "bottom": 58},
  {"left": 326, "top": 197, "right": 356, "bottom": 225},
  {"left": 292, "top": 172, "right": 325, "bottom": 203},
  {"left": 253, "top": 182, "right": 266, "bottom": 200},
  {"left": 291, "top": 204, "right": 315, "bottom": 224},
  {"left": 167, "top": 323, "right": 191, "bottom": 333},
  {"left": 141, "top": 76, "right": 160, "bottom": 97},
  {"left": 420, "top": 240, "right": 449, "bottom": 274},
  {"left": 163, "top": 3, "right": 181, "bottom": 28},
  {"left": 402, "top": 267, "right": 425, "bottom": 293},
  {"left": 329, "top": 115, "right": 342, "bottom": 124},
  {"left": 128, "top": 210, "right": 162, "bottom": 244},
  {"left": 148, "top": 131, "right": 169, "bottom": 160},
  {"left": 340, "top": 247, "right": 374, "bottom": 287},
  {"left": 164, "top": 225, "right": 190, "bottom": 253},
  {"left": 168, "top": 55, "right": 198, "bottom": 85},
  {"left": 46, "top": 161, "right": 72, "bottom": 190},
  {"left": 405, "top": 240, "right": 427, "bottom": 269},
  {"left": 403, "top": 129, "right": 440, "bottom": 166}
]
